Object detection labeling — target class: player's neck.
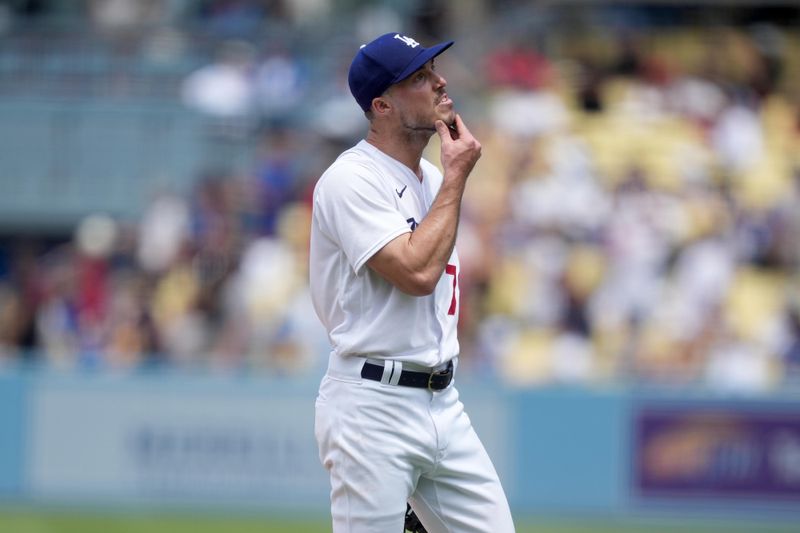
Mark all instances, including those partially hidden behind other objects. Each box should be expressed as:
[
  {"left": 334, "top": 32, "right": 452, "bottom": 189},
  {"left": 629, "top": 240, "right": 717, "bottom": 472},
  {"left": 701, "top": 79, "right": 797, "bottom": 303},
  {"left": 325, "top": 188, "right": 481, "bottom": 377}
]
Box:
[{"left": 366, "top": 128, "right": 427, "bottom": 181}]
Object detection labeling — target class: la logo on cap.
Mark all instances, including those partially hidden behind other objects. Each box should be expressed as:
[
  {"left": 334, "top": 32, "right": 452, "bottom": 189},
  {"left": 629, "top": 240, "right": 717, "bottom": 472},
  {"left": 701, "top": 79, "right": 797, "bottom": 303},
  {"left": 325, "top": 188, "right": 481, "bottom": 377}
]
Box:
[{"left": 394, "top": 34, "right": 420, "bottom": 48}]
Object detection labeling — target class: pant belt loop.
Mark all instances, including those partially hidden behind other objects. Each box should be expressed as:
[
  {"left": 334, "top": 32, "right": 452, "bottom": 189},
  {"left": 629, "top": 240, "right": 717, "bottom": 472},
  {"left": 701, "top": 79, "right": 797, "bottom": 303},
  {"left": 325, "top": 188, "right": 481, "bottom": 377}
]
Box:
[
  {"left": 389, "top": 361, "right": 403, "bottom": 386},
  {"left": 380, "top": 360, "right": 394, "bottom": 384}
]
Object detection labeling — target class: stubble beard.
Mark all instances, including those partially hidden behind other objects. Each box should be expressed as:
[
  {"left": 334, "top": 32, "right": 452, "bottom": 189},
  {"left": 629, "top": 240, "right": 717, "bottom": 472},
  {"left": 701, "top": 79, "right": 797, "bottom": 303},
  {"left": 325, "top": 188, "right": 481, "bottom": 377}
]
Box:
[
  {"left": 399, "top": 98, "right": 455, "bottom": 143},
  {"left": 400, "top": 112, "right": 436, "bottom": 145}
]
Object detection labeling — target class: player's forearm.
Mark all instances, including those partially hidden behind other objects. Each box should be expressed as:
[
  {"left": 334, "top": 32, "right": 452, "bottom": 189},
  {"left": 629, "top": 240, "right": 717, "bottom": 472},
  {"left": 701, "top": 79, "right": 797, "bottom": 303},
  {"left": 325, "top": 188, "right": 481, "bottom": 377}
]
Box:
[
  {"left": 366, "top": 177, "right": 464, "bottom": 296},
  {"left": 404, "top": 114, "right": 479, "bottom": 283},
  {"left": 367, "top": 115, "right": 479, "bottom": 296},
  {"left": 404, "top": 177, "right": 464, "bottom": 284},
  {"left": 404, "top": 114, "right": 479, "bottom": 287}
]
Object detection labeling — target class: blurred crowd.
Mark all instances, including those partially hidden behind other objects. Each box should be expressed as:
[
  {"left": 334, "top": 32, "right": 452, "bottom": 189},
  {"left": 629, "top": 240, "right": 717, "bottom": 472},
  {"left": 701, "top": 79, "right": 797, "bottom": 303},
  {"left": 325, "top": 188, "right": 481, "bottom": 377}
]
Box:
[
  {"left": 461, "top": 22, "right": 800, "bottom": 391},
  {"left": 1, "top": 1, "right": 800, "bottom": 391},
  {"left": 0, "top": 121, "right": 336, "bottom": 374}
]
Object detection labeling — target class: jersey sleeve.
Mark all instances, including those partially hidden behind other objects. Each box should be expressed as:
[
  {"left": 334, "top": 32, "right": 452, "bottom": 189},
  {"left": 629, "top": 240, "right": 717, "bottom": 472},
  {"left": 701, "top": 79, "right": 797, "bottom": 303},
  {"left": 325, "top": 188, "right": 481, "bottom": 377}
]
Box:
[{"left": 314, "top": 162, "right": 411, "bottom": 273}]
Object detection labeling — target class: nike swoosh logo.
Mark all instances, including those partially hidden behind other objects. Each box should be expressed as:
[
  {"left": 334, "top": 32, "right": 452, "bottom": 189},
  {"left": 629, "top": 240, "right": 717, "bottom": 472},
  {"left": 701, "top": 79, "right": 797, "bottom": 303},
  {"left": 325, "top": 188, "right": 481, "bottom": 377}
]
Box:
[{"left": 396, "top": 185, "right": 407, "bottom": 198}]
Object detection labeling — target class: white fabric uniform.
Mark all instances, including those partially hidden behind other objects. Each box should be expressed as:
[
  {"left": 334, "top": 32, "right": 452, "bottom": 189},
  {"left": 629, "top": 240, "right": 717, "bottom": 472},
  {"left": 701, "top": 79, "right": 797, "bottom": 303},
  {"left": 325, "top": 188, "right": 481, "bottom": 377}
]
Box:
[
  {"left": 310, "top": 140, "right": 459, "bottom": 367},
  {"left": 310, "top": 140, "right": 515, "bottom": 532}
]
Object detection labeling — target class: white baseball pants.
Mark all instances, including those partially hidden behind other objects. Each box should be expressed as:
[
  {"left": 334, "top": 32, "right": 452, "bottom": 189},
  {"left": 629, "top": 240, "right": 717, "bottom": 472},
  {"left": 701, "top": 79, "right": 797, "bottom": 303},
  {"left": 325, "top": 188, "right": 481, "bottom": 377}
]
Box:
[{"left": 315, "top": 354, "right": 516, "bottom": 533}]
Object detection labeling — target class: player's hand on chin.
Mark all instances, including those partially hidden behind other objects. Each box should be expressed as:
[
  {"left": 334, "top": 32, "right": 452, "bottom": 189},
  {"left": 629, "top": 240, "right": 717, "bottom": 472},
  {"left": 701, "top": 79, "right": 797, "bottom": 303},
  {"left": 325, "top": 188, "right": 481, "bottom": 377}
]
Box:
[{"left": 435, "top": 113, "right": 481, "bottom": 181}]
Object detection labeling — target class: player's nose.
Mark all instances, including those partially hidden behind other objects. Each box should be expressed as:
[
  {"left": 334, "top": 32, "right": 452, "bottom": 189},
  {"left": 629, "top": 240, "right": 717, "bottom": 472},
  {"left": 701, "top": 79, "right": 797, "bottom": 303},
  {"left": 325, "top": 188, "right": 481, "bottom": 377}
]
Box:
[{"left": 433, "top": 71, "right": 447, "bottom": 90}]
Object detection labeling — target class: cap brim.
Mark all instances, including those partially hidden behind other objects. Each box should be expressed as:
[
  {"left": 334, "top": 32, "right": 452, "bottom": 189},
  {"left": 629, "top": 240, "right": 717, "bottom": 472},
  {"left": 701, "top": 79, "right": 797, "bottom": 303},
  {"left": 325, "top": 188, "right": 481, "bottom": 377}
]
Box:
[{"left": 393, "top": 40, "right": 454, "bottom": 84}]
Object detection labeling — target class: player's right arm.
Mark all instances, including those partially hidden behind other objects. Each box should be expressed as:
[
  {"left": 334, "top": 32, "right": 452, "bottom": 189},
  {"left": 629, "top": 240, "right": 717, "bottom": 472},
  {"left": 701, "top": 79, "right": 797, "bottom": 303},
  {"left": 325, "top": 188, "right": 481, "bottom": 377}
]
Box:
[{"left": 367, "top": 114, "right": 481, "bottom": 296}]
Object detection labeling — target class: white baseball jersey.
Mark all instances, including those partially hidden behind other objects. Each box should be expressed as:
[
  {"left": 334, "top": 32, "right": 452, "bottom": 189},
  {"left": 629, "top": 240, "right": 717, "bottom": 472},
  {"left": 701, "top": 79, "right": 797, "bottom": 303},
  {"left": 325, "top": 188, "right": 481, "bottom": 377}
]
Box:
[{"left": 309, "top": 139, "right": 460, "bottom": 368}]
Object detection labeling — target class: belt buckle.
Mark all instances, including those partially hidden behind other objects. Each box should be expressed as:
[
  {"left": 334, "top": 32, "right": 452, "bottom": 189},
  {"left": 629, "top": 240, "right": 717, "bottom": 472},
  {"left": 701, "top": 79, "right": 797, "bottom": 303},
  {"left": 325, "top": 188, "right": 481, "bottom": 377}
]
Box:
[{"left": 427, "top": 366, "right": 450, "bottom": 391}]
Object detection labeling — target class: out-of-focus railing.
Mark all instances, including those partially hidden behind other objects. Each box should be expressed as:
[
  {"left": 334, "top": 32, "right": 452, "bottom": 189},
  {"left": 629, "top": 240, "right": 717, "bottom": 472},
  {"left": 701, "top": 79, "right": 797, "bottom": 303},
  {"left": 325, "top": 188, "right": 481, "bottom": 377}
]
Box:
[{"left": 0, "top": 101, "right": 257, "bottom": 226}]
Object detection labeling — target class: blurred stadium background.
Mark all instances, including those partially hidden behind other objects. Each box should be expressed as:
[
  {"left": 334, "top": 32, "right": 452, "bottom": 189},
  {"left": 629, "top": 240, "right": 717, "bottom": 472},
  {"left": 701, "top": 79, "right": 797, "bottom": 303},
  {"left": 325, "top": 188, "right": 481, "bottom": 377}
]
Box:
[{"left": 1, "top": 0, "right": 800, "bottom": 531}]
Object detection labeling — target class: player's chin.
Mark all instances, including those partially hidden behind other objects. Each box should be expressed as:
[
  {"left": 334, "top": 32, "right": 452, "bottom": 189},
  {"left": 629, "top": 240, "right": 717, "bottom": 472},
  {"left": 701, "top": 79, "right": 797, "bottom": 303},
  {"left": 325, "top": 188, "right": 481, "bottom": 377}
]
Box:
[{"left": 436, "top": 107, "right": 456, "bottom": 126}]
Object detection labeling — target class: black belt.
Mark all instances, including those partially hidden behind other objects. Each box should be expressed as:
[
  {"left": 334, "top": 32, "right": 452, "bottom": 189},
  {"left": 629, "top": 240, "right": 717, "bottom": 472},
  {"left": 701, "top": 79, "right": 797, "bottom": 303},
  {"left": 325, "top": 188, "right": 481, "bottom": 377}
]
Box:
[{"left": 361, "top": 360, "right": 454, "bottom": 391}]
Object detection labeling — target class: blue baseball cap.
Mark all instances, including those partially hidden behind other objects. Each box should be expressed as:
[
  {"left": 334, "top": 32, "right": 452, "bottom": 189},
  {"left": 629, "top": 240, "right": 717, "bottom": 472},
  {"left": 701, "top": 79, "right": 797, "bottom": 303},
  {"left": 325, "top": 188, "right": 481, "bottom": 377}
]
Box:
[{"left": 348, "top": 32, "right": 454, "bottom": 112}]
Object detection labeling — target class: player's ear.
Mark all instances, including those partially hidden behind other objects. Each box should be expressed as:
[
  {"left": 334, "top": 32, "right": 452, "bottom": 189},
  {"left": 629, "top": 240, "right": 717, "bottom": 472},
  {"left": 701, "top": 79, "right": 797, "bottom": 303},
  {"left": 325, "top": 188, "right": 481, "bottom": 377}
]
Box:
[{"left": 372, "top": 95, "right": 392, "bottom": 117}]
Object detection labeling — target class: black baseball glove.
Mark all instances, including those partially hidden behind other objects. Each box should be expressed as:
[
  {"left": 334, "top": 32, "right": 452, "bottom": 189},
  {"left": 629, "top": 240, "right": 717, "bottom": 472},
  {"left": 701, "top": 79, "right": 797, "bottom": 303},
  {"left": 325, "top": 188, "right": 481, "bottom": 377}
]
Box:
[{"left": 404, "top": 503, "right": 428, "bottom": 533}]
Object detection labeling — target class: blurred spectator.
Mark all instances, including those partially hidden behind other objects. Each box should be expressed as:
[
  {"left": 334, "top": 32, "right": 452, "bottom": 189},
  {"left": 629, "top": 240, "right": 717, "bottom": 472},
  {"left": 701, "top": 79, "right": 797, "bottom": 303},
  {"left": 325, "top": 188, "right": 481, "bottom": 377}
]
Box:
[
  {"left": 485, "top": 38, "right": 553, "bottom": 91},
  {"left": 181, "top": 40, "right": 255, "bottom": 118},
  {"left": 0, "top": 243, "right": 42, "bottom": 362},
  {"left": 0, "top": 283, "right": 21, "bottom": 360},
  {"left": 104, "top": 269, "right": 159, "bottom": 369},
  {"left": 574, "top": 59, "right": 605, "bottom": 114},
  {"left": 149, "top": 247, "right": 206, "bottom": 365},
  {"left": 711, "top": 93, "right": 764, "bottom": 174},
  {"left": 484, "top": 38, "right": 566, "bottom": 139},
  {"left": 252, "top": 43, "right": 307, "bottom": 122},
  {"left": 312, "top": 53, "right": 368, "bottom": 142},
  {"left": 137, "top": 192, "right": 191, "bottom": 273},
  {"left": 251, "top": 127, "right": 302, "bottom": 235},
  {"left": 667, "top": 75, "right": 727, "bottom": 127},
  {"left": 35, "top": 247, "right": 80, "bottom": 368}
]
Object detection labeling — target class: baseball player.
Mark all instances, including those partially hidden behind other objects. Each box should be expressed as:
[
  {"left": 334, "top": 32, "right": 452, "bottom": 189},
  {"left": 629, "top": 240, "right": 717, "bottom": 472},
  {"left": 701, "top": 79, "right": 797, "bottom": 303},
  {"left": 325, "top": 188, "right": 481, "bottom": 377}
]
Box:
[{"left": 309, "top": 32, "right": 515, "bottom": 532}]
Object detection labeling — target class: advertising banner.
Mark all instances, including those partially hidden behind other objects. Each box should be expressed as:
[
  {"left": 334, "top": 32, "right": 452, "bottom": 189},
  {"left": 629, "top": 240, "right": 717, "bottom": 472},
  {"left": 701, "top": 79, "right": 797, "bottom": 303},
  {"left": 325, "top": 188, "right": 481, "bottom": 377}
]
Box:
[
  {"left": 26, "top": 376, "right": 330, "bottom": 508},
  {"left": 634, "top": 407, "right": 800, "bottom": 500}
]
